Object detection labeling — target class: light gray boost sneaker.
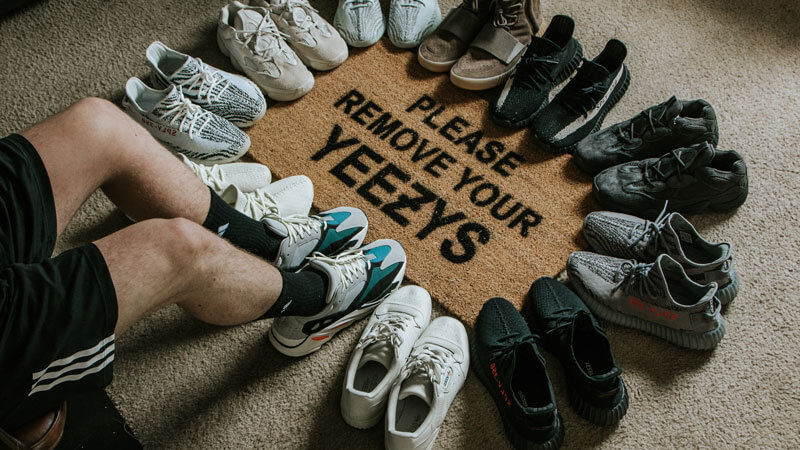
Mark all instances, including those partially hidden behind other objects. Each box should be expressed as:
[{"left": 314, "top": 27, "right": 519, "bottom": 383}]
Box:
[
  {"left": 567, "top": 252, "right": 725, "bottom": 350},
  {"left": 583, "top": 208, "right": 739, "bottom": 305}
]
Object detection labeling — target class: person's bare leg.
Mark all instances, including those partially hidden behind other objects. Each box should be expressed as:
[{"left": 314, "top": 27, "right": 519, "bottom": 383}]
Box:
[
  {"left": 95, "top": 217, "right": 283, "bottom": 335},
  {"left": 21, "top": 97, "right": 210, "bottom": 233}
]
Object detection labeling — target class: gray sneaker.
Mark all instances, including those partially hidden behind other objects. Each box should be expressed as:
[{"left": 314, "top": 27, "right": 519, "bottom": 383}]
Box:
[
  {"left": 593, "top": 142, "right": 749, "bottom": 218},
  {"left": 582, "top": 208, "right": 739, "bottom": 305},
  {"left": 567, "top": 252, "right": 725, "bottom": 350}
]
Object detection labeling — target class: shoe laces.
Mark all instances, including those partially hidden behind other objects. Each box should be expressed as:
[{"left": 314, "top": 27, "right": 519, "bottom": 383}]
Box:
[
  {"left": 344, "top": 0, "right": 378, "bottom": 10},
  {"left": 516, "top": 56, "right": 557, "bottom": 89},
  {"left": 181, "top": 60, "right": 230, "bottom": 103},
  {"left": 307, "top": 248, "right": 368, "bottom": 291},
  {"left": 628, "top": 201, "right": 670, "bottom": 252},
  {"left": 283, "top": 0, "right": 327, "bottom": 34},
  {"left": 402, "top": 344, "right": 453, "bottom": 387},
  {"left": 236, "top": 14, "right": 290, "bottom": 60},
  {"left": 155, "top": 89, "right": 211, "bottom": 139},
  {"left": 559, "top": 72, "right": 607, "bottom": 116},
  {"left": 643, "top": 147, "right": 695, "bottom": 185},
  {"left": 612, "top": 260, "right": 661, "bottom": 300},
  {"left": 614, "top": 104, "right": 669, "bottom": 144},
  {"left": 493, "top": 0, "right": 522, "bottom": 29},
  {"left": 358, "top": 314, "right": 411, "bottom": 350},
  {"left": 184, "top": 157, "right": 230, "bottom": 192}
]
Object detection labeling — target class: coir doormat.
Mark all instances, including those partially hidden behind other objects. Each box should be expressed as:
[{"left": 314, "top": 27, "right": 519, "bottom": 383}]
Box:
[{"left": 248, "top": 39, "right": 594, "bottom": 324}]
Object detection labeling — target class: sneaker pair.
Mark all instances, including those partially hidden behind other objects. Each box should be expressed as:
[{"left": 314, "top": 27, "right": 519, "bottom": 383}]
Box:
[
  {"left": 418, "top": 0, "right": 543, "bottom": 91},
  {"left": 341, "top": 286, "right": 469, "bottom": 450},
  {"left": 123, "top": 42, "right": 268, "bottom": 163},
  {"left": 472, "top": 285, "right": 627, "bottom": 448},
  {"left": 334, "top": 0, "right": 441, "bottom": 49},
  {"left": 218, "top": 1, "right": 348, "bottom": 102}
]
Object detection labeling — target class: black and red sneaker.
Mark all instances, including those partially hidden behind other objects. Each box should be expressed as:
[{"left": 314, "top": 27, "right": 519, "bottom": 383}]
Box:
[{"left": 471, "top": 298, "right": 564, "bottom": 450}]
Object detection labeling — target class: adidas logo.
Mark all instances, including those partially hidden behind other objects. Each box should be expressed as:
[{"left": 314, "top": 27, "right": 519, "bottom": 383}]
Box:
[{"left": 217, "top": 223, "right": 230, "bottom": 236}]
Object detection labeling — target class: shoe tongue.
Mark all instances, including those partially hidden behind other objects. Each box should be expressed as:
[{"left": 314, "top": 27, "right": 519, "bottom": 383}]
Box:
[
  {"left": 526, "top": 36, "right": 559, "bottom": 55},
  {"left": 359, "top": 343, "right": 394, "bottom": 370},
  {"left": 662, "top": 96, "right": 683, "bottom": 120},
  {"left": 234, "top": 8, "right": 264, "bottom": 31},
  {"left": 578, "top": 59, "right": 611, "bottom": 82},
  {"left": 169, "top": 56, "right": 199, "bottom": 80},
  {"left": 398, "top": 376, "right": 433, "bottom": 406},
  {"left": 650, "top": 142, "right": 715, "bottom": 179}
]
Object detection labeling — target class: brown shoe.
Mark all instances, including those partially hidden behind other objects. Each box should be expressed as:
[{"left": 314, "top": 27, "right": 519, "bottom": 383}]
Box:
[
  {"left": 417, "top": 0, "right": 494, "bottom": 72},
  {"left": 450, "top": 0, "right": 542, "bottom": 90}
]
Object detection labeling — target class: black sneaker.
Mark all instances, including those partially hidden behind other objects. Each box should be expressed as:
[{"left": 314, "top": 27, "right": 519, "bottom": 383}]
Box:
[
  {"left": 531, "top": 39, "right": 630, "bottom": 153},
  {"left": 472, "top": 298, "right": 564, "bottom": 450},
  {"left": 526, "top": 277, "right": 628, "bottom": 426},
  {"left": 574, "top": 96, "right": 719, "bottom": 175},
  {"left": 489, "top": 15, "right": 583, "bottom": 129},
  {"left": 593, "top": 142, "right": 749, "bottom": 218}
]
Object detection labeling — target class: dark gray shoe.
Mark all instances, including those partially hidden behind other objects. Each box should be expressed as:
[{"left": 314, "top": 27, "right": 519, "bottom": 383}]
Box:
[
  {"left": 582, "top": 209, "right": 739, "bottom": 305},
  {"left": 567, "top": 252, "right": 725, "bottom": 350},
  {"left": 574, "top": 97, "right": 719, "bottom": 175},
  {"left": 593, "top": 142, "right": 748, "bottom": 218}
]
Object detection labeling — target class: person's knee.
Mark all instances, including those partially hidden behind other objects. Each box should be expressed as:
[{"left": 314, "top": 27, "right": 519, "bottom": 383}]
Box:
[
  {"left": 66, "top": 97, "right": 133, "bottom": 140},
  {"left": 159, "top": 218, "right": 218, "bottom": 261}
]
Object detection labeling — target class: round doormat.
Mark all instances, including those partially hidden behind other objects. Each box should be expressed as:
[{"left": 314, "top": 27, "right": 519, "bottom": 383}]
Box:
[{"left": 248, "top": 38, "right": 595, "bottom": 324}]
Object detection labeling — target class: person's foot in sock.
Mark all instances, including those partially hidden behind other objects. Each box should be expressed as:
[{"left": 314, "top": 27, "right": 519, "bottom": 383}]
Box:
[{"left": 261, "top": 269, "right": 329, "bottom": 318}]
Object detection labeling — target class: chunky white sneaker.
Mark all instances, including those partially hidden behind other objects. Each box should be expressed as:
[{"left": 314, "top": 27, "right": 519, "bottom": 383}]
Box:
[
  {"left": 265, "top": 206, "right": 369, "bottom": 270},
  {"left": 146, "top": 41, "right": 266, "bottom": 127},
  {"left": 218, "top": 2, "right": 314, "bottom": 101},
  {"left": 385, "top": 317, "right": 469, "bottom": 450},
  {"left": 219, "top": 178, "right": 313, "bottom": 219},
  {"left": 123, "top": 77, "right": 250, "bottom": 163},
  {"left": 269, "top": 239, "right": 407, "bottom": 356},
  {"left": 180, "top": 153, "right": 271, "bottom": 194},
  {"left": 254, "top": 0, "right": 349, "bottom": 71},
  {"left": 387, "top": 0, "right": 442, "bottom": 49},
  {"left": 342, "top": 285, "right": 432, "bottom": 429},
  {"left": 334, "top": 0, "right": 385, "bottom": 48}
]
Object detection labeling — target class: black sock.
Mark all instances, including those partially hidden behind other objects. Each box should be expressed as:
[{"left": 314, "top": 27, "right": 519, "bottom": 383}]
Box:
[
  {"left": 261, "top": 268, "right": 329, "bottom": 318},
  {"left": 202, "top": 187, "right": 281, "bottom": 260}
]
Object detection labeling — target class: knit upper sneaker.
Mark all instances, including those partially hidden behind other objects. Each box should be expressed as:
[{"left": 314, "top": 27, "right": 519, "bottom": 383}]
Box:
[
  {"left": 471, "top": 298, "right": 564, "bottom": 450},
  {"left": 146, "top": 41, "right": 266, "bottom": 128},
  {"left": 490, "top": 15, "right": 583, "bottom": 128},
  {"left": 417, "top": 0, "right": 493, "bottom": 72},
  {"left": 123, "top": 78, "right": 250, "bottom": 163},
  {"left": 574, "top": 96, "right": 719, "bottom": 174},
  {"left": 258, "top": 0, "right": 349, "bottom": 71},
  {"left": 567, "top": 252, "right": 725, "bottom": 350},
  {"left": 334, "top": 0, "right": 385, "bottom": 48},
  {"left": 386, "top": 0, "right": 442, "bottom": 49},
  {"left": 593, "top": 142, "right": 749, "bottom": 218},
  {"left": 450, "top": 0, "right": 543, "bottom": 91},
  {"left": 527, "top": 277, "right": 628, "bottom": 426},
  {"left": 531, "top": 39, "right": 630, "bottom": 153},
  {"left": 180, "top": 153, "right": 271, "bottom": 194},
  {"left": 582, "top": 209, "right": 739, "bottom": 305}
]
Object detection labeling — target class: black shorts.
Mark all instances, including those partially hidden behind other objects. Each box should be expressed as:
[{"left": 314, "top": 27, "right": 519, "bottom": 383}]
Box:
[{"left": 0, "top": 134, "right": 118, "bottom": 430}]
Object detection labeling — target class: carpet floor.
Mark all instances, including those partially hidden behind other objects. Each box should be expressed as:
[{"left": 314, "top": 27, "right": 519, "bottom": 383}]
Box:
[{"left": 0, "top": 0, "right": 798, "bottom": 448}]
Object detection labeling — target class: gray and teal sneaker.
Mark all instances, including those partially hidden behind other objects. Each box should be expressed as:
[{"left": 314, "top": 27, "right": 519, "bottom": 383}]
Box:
[
  {"left": 567, "top": 252, "right": 725, "bottom": 350},
  {"left": 269, "top": 239, "right": 407, "bottom": 356},
  {"left": 582, "top": 208, "right": 739, "bottom": 305}
]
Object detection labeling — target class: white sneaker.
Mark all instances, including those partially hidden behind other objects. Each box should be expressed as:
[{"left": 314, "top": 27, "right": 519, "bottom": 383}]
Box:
[
  {"left": 334, "top": 0, "right": 385, "bottom": 48},
  {"left": 146, "top": 41, "right": 266, "bottom": 127},
  {"left": 385, "top": 317, "right": 469, "bottom": 450},
  {"left": 123, "top": 77, "right": 250, "bottom": 163},
  {"left": 218, "top": 2, "right": 314, "bottom": 101},
  {"left": 180, "top": 153, "right": 271, "bottom": 194},
  {"left": 255, "top": 0, "right": 349, "bottom": 71},
  {"left": 269, "top": 239, "right": 407, "bottom": 356},
  {"left": 219, "top": 177, "right": 313, "bottom": 218},
  {"left": 342, "top": 285, "right": 432, "bottom": 429},
  {"left": 387, "top": 0, "right": 442, "bottom": 49}
]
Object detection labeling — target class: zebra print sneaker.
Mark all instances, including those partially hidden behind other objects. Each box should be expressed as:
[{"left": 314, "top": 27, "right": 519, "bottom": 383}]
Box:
[
  {"left": 123, "top": 77, "right": 250, "bottom": 163},
  {"left": 146, "top": 41, "right": 267, "bottom": 127}
]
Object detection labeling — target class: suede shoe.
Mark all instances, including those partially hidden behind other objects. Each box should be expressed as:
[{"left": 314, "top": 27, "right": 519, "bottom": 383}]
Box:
[
  {"left": 417, "top": 0, "right": 493, "bottom": 72},
  {"left": 527, "top": 277, "right": 628, "bottom": 426},
  {"left": 574, "top": 97, "right": 719, "bottom": 175},
  {"left": 472, "top": 298, "right": 564, "bottom": 450}
]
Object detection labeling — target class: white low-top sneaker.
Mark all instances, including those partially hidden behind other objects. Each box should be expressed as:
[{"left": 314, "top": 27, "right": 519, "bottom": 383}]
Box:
[
  {"left": 180, "top": 153, "right": 271, "bottom": 194},
  {"left": 219, "top": 178, "right": 313, "bottom": 218},
  {"left": 269, "top": 239, "right": 407, "bottom": 356},
  {"left": 387, "top": 0, "right": 442, "bottom": 49},
  {"left": 385, "top": 317, "right": 469, "bottom": 450},
  {"left": 218, "top": 2, "right": 314, "bottom": 101},
  {"left": 334, "top": 0, "right": 385, "bottom": 48},
  {"left": 254, "top": 0, "right": 348, "bottom": 71},
  {"left": 342, "top": 285, "right": 432, "bottom": 429},
  {"left": 146, "top": 41, "right": 266, "bottom": 127},
  {"left": 123, "top": 77, "right": 250, "bottom": 163}
]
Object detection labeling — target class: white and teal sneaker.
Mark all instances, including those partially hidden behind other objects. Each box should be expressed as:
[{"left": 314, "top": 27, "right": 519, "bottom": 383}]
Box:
[
  {"left": 334, "top": 0, "right": 385, "bottom": 48},
  {"left": 387, "top": 0, "right": 442, "bottom": 49},
  {"left": 269, "top": 239, "right": 407, "bottom": 357}
]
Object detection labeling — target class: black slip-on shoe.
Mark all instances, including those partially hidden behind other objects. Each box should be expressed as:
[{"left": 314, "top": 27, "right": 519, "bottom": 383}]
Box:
[{"left": 527, "top": 277, "right": 628, "bottom": 426}]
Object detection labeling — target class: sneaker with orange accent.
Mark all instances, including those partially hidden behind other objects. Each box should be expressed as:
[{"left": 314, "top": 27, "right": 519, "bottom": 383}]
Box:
[{"left": 268, "top": 239, "right": 407, "bottom": 357}]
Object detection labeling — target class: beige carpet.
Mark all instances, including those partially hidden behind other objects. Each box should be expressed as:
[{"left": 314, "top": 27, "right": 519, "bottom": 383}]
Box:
[{"left": 1, "top": 0, "right": 799, "bottom": 448}]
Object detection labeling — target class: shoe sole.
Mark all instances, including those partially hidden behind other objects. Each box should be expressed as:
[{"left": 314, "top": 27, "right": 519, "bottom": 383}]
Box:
[
  {"left": 567, "top": 378, "right": 629, "bottom": 426},
  {"left": 469, "top": 337, "right": 565, "bottom": 450},
  {"left": 568, "top": 271, "right": 726, "bottom": 350},
  {"left": 491, "top": 42, "right": 584, "bottom": 129},
  {"left": 417, "top": 51, "right": 458, "bottom": 72},
  {"left": 716, "top": 269, "right": 739, "bottom": 306},
  {"left": 299, "top": 47, "right": 349, "bottom": 71},
  {"left": 450, "top": 64, "right": 519, "bottom": 91}
]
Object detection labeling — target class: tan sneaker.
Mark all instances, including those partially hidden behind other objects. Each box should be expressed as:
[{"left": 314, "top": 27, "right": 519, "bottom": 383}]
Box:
[
  {"left": 417, "top": 0, "right": 493, "bottom": 72},
  {"left": 450, "top": 0, "right": 542, "bottom": 90}
]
